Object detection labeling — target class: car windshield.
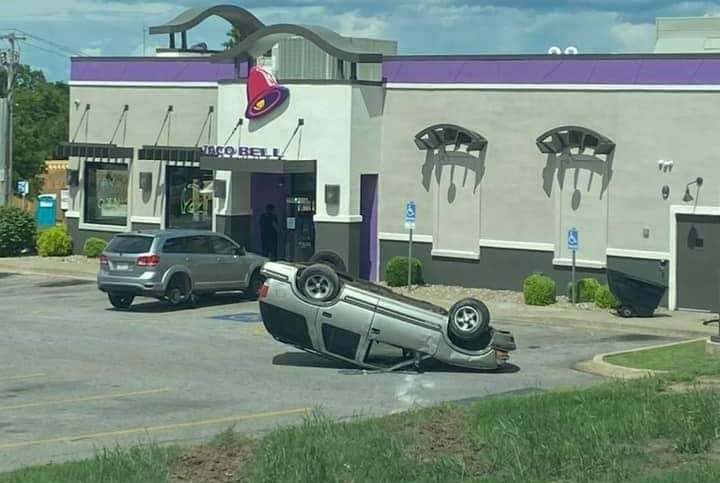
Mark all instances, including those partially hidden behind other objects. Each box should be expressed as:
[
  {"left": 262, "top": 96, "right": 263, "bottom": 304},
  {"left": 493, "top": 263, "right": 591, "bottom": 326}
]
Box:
[{"left": 105, "top": 235, "right": 153, "bottom": 254}]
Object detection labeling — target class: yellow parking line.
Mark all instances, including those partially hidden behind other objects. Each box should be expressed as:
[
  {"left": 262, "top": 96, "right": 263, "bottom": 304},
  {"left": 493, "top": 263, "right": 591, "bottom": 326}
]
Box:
[
  {"left": 0, "top": 373, "right": 46, "bottom": 382},
  {"left": 0, "top": 387, "right": 171, "bottom": 411},
  {"left": 0, "top": 407, "right": 310, "bottom": 450}
]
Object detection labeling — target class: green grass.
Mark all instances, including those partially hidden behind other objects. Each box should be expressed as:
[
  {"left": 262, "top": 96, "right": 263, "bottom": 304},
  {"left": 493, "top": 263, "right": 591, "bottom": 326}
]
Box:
[
  {"left": 605, "top": 340, "right": 719, "bottom": 379},
  {"left": 3, "top": 379, "right": 720, "bottom": 483},
  {"left": 0, "top": 444, "right": 178, "bottom": 483}
]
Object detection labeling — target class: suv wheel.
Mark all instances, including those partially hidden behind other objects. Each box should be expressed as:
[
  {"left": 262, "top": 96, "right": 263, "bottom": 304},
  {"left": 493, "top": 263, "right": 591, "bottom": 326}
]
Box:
[
  {"left": 108, "top": 293, "right": 134, "bottom": 309},
  {"left": 244, "top": 271, "right": 265, "bottom": 301},
  {"left": 166, "top": 274, "right": 191, "bottom": 306},
  {"left": 298, "top": 264, "right": 340, "bottom": 303}
]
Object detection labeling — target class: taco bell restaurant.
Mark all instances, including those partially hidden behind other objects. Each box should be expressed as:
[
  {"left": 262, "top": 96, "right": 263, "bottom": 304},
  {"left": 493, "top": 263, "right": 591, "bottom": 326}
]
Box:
[{"left": 60, "top": 4, "right": 720, "bottom": 312}]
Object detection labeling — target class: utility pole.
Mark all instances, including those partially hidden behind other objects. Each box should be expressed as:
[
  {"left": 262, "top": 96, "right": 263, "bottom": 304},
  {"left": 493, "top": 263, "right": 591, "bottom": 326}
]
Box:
[{"left": 0, "top": 32, "right": 25, "bottom": 206}]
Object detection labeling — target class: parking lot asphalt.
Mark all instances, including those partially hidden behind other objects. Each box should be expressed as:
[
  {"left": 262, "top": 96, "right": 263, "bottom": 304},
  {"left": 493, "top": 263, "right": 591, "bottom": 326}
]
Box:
[{"left": 1, "top": 272, "right": 685, "bottom": 471}]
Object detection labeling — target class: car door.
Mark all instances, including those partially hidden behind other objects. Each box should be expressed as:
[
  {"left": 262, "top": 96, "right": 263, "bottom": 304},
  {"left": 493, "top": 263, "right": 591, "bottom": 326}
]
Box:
[
  {"left": 182, "top": 235, "right": 217, "bottom": 291},
  {"left": 313, "top": 286, "right": 379, "bottom": 364},
  {"left": 208, "top": 235, "right": 249, "bottom": 290}
]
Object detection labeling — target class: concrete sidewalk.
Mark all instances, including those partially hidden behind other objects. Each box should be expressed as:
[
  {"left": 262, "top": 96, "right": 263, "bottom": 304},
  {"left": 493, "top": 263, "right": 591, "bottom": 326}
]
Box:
[{"left": 0, "top": 255, "right": 716, "bottom": 339}]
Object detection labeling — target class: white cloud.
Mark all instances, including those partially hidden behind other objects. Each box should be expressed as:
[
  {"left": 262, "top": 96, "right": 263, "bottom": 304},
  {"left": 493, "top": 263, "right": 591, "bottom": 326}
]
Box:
[
  {"left": 80, "top": 46, "right": 103, "bottom": 56},
  {"left": 609, "top": 22, "right": 656, "bottom": 52}
]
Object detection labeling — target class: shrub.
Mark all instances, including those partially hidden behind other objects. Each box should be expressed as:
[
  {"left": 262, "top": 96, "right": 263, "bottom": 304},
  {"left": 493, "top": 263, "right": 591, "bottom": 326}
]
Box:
[
  {"left": 385, "top": 256, "right": 423, "bottom": 287},
  {"left": 567, "top": 278, "right": 601, "bottom": 303},
  {"left": 83, "top": 237, "right": 108, "bottom": 258},
  {"left": 37, "top": 226, "right": 73, "bottom": 257},
  {"left": 0, "top": 205, "right": 36, "bottom": 257},
  {"left": 595, "top": 284, "right": 620, "bottom": 309},
  {"left": 523, "top": 274, "right": 556, "bottom": 306}
]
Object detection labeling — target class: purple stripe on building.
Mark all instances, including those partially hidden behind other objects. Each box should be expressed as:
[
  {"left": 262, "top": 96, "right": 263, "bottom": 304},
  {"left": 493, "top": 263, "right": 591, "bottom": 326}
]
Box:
[
  {"left": 71, "top": 59, "right": 238, "bottom": 82},
  {"left": 383, "top": 58, "right": 720, "bottom": 85}
]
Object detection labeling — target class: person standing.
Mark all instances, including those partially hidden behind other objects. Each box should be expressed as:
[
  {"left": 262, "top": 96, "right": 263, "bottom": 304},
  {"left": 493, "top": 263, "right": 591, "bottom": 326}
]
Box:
[{"left": 260, "top": 203, "right": 282, "bottom": 260}]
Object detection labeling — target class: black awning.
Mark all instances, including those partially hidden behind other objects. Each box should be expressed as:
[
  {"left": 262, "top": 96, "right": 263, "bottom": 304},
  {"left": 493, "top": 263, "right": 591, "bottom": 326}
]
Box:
[
  {"left": 56, "top": 142, "right": 133, "bottom": 159},
  {"left": 200, "top": 156, "right": 315, "bottom": 174},
  {"left": 138, "top": 145, "right": 203, "bottom": 162},
  {"left": 536, "top": 126, "right": 615, "bottom": 155}
]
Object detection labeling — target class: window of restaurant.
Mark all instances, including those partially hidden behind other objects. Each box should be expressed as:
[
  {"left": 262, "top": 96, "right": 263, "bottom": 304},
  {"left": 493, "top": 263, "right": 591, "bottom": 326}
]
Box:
[
  {"left": 166, "top": 166, "right": 214, "bottom": 230},
  {"left": 84, "top": 162, "right": 129, "bottom": 226}
]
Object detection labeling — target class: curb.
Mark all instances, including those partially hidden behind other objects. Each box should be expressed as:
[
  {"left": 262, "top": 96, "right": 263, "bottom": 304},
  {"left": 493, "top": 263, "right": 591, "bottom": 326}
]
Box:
[
  {"left": 0, "top": 266, "right": 96, "bottom": 281},
  {"left": 574, "top": 337, "right": 707, "bottom": 379}
]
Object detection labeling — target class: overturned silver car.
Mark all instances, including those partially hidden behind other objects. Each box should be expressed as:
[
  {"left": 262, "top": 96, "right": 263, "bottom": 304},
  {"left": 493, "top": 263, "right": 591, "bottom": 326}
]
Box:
[{"left": 258, "top": 261, "right": 516, "bottom": 372}]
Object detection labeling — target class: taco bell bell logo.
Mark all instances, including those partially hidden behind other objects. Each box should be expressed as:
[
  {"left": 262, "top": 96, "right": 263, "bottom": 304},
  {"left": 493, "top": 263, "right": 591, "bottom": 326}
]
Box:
[{"left": 245, "top": 65, "right": 289, "bottom": 119}]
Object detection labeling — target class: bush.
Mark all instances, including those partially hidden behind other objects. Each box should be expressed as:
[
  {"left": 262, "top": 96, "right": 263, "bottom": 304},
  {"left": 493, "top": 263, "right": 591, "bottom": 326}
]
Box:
[
  {"left": 0, "top": 205, "right": 36, "bottom": 257},
  {"left": 567, "top": 278, "right": 601, "bottom": 303},
  {"left": 595, "top": 284, "right": 620, "bottom": 309},
  {"left": 385, "top": 256, "right": 423, "bottom": 287},
  {"left": 36, "top": 226, "right": 73, "bottom": 257},
  {"left": 83, "top": 237, "right": 108, "bottom": 258},
  {"left": 523, "top": 274, "right": 556, "bottom": 306}
]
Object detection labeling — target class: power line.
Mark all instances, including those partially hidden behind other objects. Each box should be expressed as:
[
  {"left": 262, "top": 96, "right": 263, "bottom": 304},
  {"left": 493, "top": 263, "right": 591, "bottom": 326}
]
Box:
[
  {"left": 0, "top": 28, "right": 79, "bottom": 56},
  {"left": 22, "top": 40, "right": 70, "bottom": 58}
]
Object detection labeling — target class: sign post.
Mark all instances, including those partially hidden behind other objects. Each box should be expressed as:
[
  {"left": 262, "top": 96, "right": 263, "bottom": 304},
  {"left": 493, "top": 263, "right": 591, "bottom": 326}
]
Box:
[
  {"left": 567, "top": 227, "right": 579, "bottom": 305},
  {"left": 17, "top": 180, "right": 28, "bottom": 210},
  {"left": 405, "top": 201, "right": 416, "bottom": 290}
]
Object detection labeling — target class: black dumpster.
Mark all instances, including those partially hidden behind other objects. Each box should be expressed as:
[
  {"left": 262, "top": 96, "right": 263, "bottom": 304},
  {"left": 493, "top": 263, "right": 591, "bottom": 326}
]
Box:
[{"left": 606, "top": 269, "right": 668, "bottom": 318}]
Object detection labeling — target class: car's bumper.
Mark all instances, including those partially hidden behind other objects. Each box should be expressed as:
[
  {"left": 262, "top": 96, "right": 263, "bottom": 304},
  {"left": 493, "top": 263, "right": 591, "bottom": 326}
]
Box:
[{"left": 97, "top": 270, "right": 165, "bottom": 297}]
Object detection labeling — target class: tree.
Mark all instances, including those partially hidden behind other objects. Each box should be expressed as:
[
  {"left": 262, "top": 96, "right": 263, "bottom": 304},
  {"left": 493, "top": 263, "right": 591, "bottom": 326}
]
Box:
[
  {"left": 222, "top": 27, "right": 247, "bottom": 49},
  {"left": 4, "top": 65, "right": 68, "bottom": 195}
]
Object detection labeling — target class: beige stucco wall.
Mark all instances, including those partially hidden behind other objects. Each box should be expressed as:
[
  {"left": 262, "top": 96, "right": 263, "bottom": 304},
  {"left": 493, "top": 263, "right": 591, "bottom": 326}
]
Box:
[
  {"left": 67, "top": 85, "right": 218, "bottom": 228},
  {"left": 379, "top": 88, "right": 720, "bottom": 263}
]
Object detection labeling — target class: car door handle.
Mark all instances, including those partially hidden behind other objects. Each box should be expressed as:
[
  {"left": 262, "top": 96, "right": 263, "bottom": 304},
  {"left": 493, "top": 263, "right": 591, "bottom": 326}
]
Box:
[
  {"left": 185, "top": 257, "right": 191, "bottom": 262},
  {"left": 321, "top": 311, "right": 332, "bottom": 318}
]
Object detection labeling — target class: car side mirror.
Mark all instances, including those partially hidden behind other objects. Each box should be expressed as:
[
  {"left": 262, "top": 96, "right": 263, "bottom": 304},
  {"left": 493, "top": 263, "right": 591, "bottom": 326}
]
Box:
[{"left": 236, "top": 246, "right": 246, "bottom": 256}]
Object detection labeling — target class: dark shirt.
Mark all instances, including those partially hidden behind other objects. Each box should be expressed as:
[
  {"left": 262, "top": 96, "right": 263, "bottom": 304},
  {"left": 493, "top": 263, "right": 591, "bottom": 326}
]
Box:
[{"left": 260, "top": 213, "right": 278, "bottom": 239}]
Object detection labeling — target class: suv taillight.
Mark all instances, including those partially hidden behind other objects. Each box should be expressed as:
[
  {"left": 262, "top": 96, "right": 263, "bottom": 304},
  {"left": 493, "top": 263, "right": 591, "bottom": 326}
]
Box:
[
  {"left": 99, "top": 254, "right": 108, "bottom": 266},
  {"left": 136, "top": 254, "right": 160, "bottom": 267},
  {"left": 259, "top": 283, "right": 269, "bottom": 299}
]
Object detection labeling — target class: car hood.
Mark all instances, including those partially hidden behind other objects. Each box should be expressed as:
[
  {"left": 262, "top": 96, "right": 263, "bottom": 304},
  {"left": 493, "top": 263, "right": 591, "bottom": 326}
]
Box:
[{"left": 245, "top": 251, "right": 268, "bottom": 263}]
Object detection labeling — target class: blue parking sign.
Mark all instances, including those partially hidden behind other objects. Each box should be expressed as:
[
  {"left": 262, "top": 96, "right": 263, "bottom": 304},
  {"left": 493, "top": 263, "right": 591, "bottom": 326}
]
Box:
[
  {"left": 567, "top": 228, "right": 579, "bottom": 251},
  {"left": 405, "top": 201, "right": 416, "bottom": 222}
]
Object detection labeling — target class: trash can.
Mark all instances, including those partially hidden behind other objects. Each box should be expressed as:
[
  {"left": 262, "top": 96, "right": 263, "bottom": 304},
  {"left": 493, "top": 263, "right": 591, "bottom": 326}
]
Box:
[
  {"left": 36, "top": 194, "right": 57, "bottom": 229},
  {"left": 606, "top": 268, "right": 668, "bottom": 318}
]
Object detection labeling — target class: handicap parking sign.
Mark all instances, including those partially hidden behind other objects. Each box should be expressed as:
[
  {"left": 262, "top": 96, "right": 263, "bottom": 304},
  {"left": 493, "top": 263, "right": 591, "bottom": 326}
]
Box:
[
  {"left": 405, "top": 201, "right": 416, "bottom": 229},
  {"left": 567, "top": 227, "right": 579, "bottom": 251}
]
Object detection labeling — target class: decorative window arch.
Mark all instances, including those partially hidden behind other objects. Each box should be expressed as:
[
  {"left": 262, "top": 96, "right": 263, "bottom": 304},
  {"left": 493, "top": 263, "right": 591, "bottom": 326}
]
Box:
[
  {"left": 414, "top": 124, "right": 487, "bottom": 154},
  {"left": 535, "top": 126, "right": 615, "bottom": 157}
]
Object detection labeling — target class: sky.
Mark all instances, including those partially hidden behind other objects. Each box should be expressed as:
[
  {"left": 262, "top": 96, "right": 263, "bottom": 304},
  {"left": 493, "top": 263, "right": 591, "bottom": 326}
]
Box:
[{"left": 3, "top": 0, "right": 720, "bottom": 81}]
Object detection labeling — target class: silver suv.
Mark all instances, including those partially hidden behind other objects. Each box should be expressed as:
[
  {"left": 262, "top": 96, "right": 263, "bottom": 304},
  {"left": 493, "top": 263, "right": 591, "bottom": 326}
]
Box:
[{"left": 97, "top": 229, "right": 267, "bottom": 309}]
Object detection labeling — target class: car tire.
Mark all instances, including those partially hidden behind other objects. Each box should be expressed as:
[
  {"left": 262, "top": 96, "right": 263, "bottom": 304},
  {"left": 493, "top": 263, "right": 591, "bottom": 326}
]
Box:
[
  {"left": 108, "top": 293, "right": 134, "bottom": 309},
  {"left": 448, "top": 298, "right": 490, "bottom": 340},
  {"left": 166, "top": 274, "right": 191, "bottom": 306},
  {"left": 244, "top": 271, "right": 266, "bottom": 301},
  {"left": 309, "top": 250, "right": 347, "bottom": 273},
  {"left": 298, "top": 264, "right": 341, "bottom": 303},
  {"left": 618, "top": 306, "right": 634, "bottom": 318}
]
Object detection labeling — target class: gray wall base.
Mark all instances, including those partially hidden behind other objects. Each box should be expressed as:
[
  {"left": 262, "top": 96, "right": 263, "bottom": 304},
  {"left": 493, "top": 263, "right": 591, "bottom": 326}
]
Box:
[
  {"left": 379, "top": 241, "right": 670, "bottom": 305},
  {"left": 216, "top": 215, "right": 252, "bottom": 249},
  {"left": 315, "top": 221, "right": 360, "bottom": 277},
  {"left": 66, "top": 218, "right": 121, "bottom": 255}
]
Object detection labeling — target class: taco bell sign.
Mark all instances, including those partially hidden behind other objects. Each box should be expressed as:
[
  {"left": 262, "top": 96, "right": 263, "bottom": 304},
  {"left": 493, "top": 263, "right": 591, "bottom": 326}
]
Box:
[{"left": 202, "top": 145, "right": 282, "bottom": 158}]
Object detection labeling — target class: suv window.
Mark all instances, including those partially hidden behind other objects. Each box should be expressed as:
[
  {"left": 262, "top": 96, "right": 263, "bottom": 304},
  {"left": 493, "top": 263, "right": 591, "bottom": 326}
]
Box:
[
  {"left": 106, "top": 235, "right": 153, "bottom": 254},
  {"left": 162, "top": 237, "right": 187, "bottom": 254},
  {"left": 209, "top": 236, "right": 239, "bottom": 255},
  {"left": 185, "top": 235, "right": 212, "bottom": 254}
]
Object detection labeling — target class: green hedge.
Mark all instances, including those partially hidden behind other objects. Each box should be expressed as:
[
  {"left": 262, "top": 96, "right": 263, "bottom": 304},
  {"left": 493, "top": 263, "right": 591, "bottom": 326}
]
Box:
[
  {"left": 595, "top": 284, "right": 620, "bottom": 309},
  {"left": 83, "top": 237, "right": 108, "bottom": 258},
  {"left": 385, "top": 256, "right": 423, "bottom": 287},
  {"left": 567, "top": 278, "right": 601, "bottom": 303},
  {"left": 37, "top": 226, "right": 73, "bottom": 257},
  {"left": 0, "top": 206, "right": 36, "bottom": 257},
  {"left": 523, "top": 274, "right": 556, "bottom": 306}
]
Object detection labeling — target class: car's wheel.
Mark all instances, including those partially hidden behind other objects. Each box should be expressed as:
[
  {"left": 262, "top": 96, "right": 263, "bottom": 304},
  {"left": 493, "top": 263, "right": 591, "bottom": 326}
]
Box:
[
  {"left": 448, "top": 298, "right": 490, "bottom": 340},
  {"left": 618, "top": 306, "right": 634, "bottom": 318},
  {"left": 244, "top": 270, "right": 266, "bottom": 301},
  {"left": 309, "top": 250, "right": 347, "bottom": 273},
  {"left": 166, "top": 274, "right": 191, "bottom": 306},
  {"left": 108, "top": 293, "right": 134, "bottom": 309},
  {"left": 298, "top": 264, "right": 340, "bottom": 302}
]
